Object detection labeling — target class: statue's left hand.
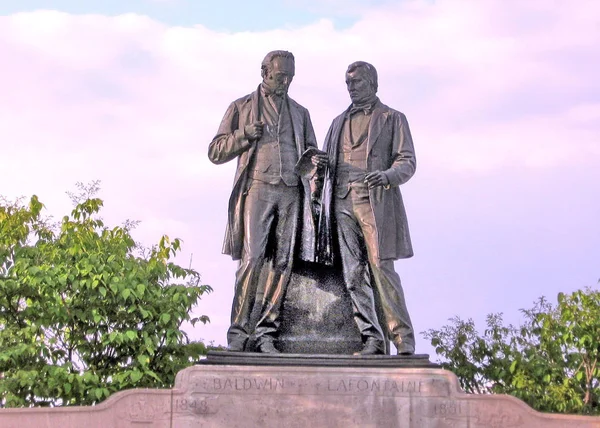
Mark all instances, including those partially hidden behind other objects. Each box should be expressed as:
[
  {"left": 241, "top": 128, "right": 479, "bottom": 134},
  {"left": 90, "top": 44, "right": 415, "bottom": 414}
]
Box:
[{"left": 364, "top": 171, "right": 389, "bottom": 188}]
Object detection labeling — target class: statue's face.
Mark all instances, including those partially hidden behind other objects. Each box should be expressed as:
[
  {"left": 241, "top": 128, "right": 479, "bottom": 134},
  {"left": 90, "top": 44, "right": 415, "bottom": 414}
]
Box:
[
  {"left": 263, "top": 57, "right": 295, "bottom": 96},
  {"left": 346, "top": 69, "right": 375, "bottom": 104}
]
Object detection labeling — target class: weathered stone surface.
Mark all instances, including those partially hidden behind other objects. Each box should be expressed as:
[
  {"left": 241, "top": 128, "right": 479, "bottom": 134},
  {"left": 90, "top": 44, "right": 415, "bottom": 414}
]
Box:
[
  {"left": 1, "top": 364, "right": 598, "bottom": 427},
  {"left": 0, "top": 389, "right": 172, "bottom": 428}
]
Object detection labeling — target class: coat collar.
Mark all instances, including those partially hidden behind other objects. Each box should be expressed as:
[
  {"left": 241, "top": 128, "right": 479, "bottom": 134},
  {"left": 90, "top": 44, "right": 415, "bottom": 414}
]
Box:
[
  {"left": 250, "top": 85, "right": 261, "bottom": 123},
  {"left": 339, "top": 99, "right": 388, "bottom": 150},
  {"left": 336, "top": 100, "right": 388, "bottom": 154}
]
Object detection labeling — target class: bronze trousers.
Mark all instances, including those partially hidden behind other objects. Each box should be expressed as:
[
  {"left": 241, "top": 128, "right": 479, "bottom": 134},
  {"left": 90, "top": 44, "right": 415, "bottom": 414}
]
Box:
[
  {"left": 228, "top": 180, "right": 299, "bottom": 347},
  {"left": 334, "top": 184, "right": 415, "bottom": 351}
]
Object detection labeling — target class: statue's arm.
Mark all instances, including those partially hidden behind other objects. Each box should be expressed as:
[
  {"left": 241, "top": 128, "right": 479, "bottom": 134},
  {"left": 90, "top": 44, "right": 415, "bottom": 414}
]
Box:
[
  {"left": 304, "top": 109, "right": 318, "bottom": 149},
  {"left": 383, "top": 112, "right": 417, "bottom": 187},
  {"left": 208, "top": 102, "right": 252, "bottom": 165},
  {"left": 303, "top": 109, "right": 327, "bottom": 206}
]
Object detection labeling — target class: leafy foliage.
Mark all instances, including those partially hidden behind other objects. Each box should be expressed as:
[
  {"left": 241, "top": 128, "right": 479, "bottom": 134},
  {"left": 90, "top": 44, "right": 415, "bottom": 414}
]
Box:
[
  {"left": 423, "top": 287, "right": 600, "bottom": 415},
  {"left": 0, "top": 185, "right": 212, "bottom": 407}
]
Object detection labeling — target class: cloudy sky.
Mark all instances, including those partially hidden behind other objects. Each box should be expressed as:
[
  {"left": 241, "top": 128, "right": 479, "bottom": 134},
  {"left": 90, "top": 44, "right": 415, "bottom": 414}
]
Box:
[{"left": 1, "top": 0, "right": 598, "bottom": 357}]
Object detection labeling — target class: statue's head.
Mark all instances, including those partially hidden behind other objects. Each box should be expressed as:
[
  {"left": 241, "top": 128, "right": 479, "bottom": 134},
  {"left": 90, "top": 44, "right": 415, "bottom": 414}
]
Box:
[
  {"left": 261, "top": 50, "right": 295, "bottom": 96},
  {"left": 345, "top": 61, "right": 378, "bottom": 105}
]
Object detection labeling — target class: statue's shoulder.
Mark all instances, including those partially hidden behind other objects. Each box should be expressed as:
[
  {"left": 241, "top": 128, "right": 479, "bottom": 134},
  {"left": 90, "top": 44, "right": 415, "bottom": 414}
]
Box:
[
  {"left": 287, "top": 97, "right": 309, "bottom": 114},
  {"left": 378, "top": 100, "right": 406, "bottom": 120},
  {"left": 332, "top": 110, "right": 347, "bottom": 124},
  {"left": 231, "top": 92, "right": 254, "bottom": 108}
]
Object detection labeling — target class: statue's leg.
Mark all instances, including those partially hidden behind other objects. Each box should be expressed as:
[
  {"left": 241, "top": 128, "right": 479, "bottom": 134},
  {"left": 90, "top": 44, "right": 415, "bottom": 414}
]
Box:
[
  {"left": 334, "top": 192, "right": 385, "bottom": 352},
  {"left": 254, "top": 183, "right": 299, "bottom": 349},
  {"left": 354, "top": 200, "right": 415, "bottom": 355},
  {"left": 368, "top": 259, "right": 415, "bottom": 354},
  {"left": 228, "top": 181, "right": 276, "bottom": 350}
]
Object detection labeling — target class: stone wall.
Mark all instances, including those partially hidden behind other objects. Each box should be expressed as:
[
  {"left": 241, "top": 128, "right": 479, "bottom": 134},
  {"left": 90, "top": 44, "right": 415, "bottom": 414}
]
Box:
[{"left": 0, "top": 364, "right": 598, "bottom": 427}]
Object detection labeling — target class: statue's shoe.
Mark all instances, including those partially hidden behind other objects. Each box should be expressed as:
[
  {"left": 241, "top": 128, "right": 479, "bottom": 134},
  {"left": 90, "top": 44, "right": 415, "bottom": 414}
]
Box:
[
  {"left": 353, "top": 338, "right": 385, "bottom": 356},
  {"left": 258, "top": 341, "right": 281, "bottom": 354},
  {"left": 396, "top": 343, "right": 415, "bottom": 355}
]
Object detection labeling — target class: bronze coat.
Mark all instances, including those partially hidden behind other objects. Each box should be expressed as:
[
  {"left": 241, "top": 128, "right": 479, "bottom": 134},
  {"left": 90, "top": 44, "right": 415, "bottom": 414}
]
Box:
[
  {"left": 318, "top": 100, "right": 415, "bottom": 263},
  {"left": 208, "top": 86, "right": 319, "bottom": 262}
]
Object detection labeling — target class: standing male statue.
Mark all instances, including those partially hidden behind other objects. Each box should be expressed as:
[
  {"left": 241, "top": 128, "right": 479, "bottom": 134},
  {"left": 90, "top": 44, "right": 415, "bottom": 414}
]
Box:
[
  {"left": 208, "top": 51, "right": 321, "bottom": 353},
  {"left": 318, "top": 61, "right": 416, "bottom": 355}
]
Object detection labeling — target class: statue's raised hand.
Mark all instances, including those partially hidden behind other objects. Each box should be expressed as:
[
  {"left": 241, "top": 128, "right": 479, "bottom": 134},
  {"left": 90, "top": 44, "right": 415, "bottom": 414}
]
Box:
[{"left": 244, "top": 121, "right": 264, "bottom": 141}]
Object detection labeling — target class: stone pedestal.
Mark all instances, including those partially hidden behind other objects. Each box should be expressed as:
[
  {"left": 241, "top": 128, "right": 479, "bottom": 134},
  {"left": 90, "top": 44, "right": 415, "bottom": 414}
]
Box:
[
  {"left": 278, "top": 262, "right": 363, "bottom": 354},
  {"left": 1, "top": 357, "right": 599, "bottom": 427},
  {"left": 248, "top": 261, "right": 363, "bottom": 354}
]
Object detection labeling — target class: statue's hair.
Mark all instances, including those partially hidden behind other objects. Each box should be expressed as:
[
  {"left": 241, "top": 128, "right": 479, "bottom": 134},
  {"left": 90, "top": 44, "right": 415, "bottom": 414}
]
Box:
[
  {"left": 261, "top": 50, "right": 295, "bottom": 77},
  {"left": 346, "top": 61, "right": 378, "bottom": 92}
]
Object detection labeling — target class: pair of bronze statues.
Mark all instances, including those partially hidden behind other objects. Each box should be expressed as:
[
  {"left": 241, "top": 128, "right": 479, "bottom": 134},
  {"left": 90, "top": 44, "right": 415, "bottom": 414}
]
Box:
[{"left": 208, "top": 50, "right": 416, "bottom": 356}]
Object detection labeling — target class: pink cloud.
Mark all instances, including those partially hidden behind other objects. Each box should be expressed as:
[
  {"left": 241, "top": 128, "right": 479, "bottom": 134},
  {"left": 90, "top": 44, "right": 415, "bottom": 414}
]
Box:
[{"left": 0, "top": 1, "right": 598, "bottom": 348}]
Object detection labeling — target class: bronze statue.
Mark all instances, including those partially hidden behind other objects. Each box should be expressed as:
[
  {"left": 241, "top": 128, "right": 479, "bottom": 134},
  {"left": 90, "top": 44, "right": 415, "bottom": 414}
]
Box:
[
  {"left": 317, "top": 61, "right": 416, "bottom": 355},
  {"left": 208, "top": 51, "right": 323, "bottom": 353}
]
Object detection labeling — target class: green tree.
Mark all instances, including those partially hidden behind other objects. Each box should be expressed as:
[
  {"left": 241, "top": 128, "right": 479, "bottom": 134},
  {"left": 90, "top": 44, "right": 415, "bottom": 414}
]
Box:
[
  {"left": 0, "top": 184, "right": 212, "bottom": 407},
  {"left": 423, "top": 286, "right": 600, "bottom": 415}
]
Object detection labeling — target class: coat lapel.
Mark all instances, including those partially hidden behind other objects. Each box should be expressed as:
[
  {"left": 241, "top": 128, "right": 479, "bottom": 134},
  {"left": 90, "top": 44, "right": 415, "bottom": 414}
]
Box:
[
  {"left": 326, "top": 114, "right": 345, "bottom": 161},
  {"left": 288, "top": 98, "right": 305, "bottom": 153},
  {"left": 244, "top": 88, "right": 261, "bottom": 161},
  {"left": 251, "top": 85, "right": 260, "bottom": 123},
  {"left": 367, "top": 104, "right": 388, "bottom": 154}
]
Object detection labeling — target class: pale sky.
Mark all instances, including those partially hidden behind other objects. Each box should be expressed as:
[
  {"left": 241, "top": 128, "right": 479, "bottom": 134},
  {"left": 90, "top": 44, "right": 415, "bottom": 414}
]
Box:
[{"left": 1, "top": 0, "right": 599, "bottom": 357}]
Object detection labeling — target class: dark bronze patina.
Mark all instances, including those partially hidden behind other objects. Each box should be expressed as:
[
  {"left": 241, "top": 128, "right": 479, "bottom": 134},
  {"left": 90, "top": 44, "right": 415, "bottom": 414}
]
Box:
[
  {"left": 208, "top": 54, "right": 415, "bottom": 356},
  {"left": 208, "top": 51, "right": 323, "bottom": 353},
  {"left": 317, "top": 61, "right": 416, "bottom": 355}
]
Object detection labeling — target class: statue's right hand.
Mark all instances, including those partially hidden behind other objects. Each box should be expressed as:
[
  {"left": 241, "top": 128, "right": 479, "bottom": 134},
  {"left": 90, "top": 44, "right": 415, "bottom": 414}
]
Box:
[
  {"left": 311, "top": 153, "right": 329, "bottom": 169},
  {"left": 244, "top": 121, "right": 264, "bottom": 141}
]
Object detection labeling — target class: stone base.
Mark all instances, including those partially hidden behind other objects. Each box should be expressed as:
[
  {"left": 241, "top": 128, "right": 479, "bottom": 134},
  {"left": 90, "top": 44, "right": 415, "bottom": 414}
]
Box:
[
  {"left": 1, "top": 363, "right": 598, "bottom": 427},
  {"left": 202, "top": 350, "right": 439, "bottom": 368}
]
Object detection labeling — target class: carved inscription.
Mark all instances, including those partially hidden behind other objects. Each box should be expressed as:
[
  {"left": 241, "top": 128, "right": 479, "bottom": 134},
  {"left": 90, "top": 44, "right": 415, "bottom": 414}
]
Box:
[
  {"left": 324, "top": 378, "right": 424, "bottom": 394},
  {"left": 419, "top": 399, "right": 467, "bottom": 427},
  {"left": 119, "top": 396, "right": 171, "bottom": 422},
  {"left": 128, "top": 398, "right": 155, "bottom": 422},
  {"left": 434, "top": 400, "right": 462, "bottom": 417},
  {"left": 174, "top": 396, "right": 219, "bottom": 416},
  {"left": 474, "top": 407, "right": 523, "bottom": 428},
  {"left": 189, "top": 374, "right": 447, "bottom": 397},
  {"left": 210, "top": 377, "right": 284, "bottom": 392}
]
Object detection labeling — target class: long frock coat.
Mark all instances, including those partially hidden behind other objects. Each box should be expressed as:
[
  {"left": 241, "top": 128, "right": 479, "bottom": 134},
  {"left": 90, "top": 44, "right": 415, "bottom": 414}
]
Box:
[
  {"left": 208, "top": 86, "right": 319, "bottom": 262},
  {"left": 317, "top": 100, "right": 416, "bottom": 265}
]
